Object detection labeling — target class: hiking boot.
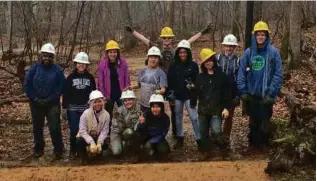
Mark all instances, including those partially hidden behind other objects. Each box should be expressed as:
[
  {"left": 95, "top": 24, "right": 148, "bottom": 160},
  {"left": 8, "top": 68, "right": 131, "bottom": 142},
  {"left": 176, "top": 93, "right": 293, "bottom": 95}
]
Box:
[
  {"left": 53, "top": 152, "right": 63, "bottom": 160},
  {"left": 173, "top": 139, "right": 184, "bottom": 149},
  {"left": 34, "top": 151, "right": 44, "bottom": 158}
]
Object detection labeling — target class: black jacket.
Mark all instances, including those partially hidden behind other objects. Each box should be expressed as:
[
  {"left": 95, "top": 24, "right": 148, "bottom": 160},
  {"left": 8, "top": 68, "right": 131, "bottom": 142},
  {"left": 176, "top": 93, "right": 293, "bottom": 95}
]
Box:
[
  {"left": 62, "top": 71, "right": 96, "bottom": 109},
  {"left": 167, "top": 48, "right": 199, "bottom": 100},
  {"left": 191, "top": 67, "right": 232, "bottom": 116}
]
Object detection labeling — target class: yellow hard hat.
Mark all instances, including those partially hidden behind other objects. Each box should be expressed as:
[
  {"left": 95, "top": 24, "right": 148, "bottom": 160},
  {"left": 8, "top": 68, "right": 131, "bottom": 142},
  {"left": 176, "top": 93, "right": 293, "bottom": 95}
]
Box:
[
  {"left": 253, "top": 21, "right": 270, "bottom": 33},
  {"left": 105, "top": 40, "right": 120, "bottom": 50},
  {"left": 160, "top": 26, "right": 175, "bottom": 38},
  {"left": 200, "top": 48, "right": 216, "bottom": 63}
]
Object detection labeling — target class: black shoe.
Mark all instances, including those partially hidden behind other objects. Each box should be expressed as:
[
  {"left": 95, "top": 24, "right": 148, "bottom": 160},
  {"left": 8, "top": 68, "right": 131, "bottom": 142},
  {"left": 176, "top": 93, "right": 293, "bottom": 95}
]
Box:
[
  {"left": 34, "top": 151, "right": 44, "bottom": 158},
  {"left": 53, "top": 152, "right": 63, "bottom": 160},
  {"left": 173, "top": 139, "right": 184, "bottom": 149},
  {"left": 69, "top": 151, "right": 77, "bottom": 160}
]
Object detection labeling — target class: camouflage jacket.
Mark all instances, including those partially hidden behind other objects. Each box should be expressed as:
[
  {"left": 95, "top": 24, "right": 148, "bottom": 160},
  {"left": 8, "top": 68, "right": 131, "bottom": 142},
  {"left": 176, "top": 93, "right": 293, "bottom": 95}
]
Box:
[{"left": 111, "top": 105, "right": 141, "bottom": 135}]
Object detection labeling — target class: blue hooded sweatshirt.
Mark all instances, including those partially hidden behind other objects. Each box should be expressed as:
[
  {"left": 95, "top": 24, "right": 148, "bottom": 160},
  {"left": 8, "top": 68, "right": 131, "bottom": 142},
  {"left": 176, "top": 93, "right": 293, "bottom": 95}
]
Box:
[
  {"left": 23, "top": 62, "right": 65, "bottom": 104},
  {"left": 237, "top": 34, "right": 283, "bottom": 100}
]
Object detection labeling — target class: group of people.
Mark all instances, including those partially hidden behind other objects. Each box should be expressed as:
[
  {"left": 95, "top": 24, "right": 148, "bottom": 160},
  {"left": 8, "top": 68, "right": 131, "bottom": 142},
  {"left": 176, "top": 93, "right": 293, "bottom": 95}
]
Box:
[{"left": 23, "top": 20, "right": 283, "bottom": 163}]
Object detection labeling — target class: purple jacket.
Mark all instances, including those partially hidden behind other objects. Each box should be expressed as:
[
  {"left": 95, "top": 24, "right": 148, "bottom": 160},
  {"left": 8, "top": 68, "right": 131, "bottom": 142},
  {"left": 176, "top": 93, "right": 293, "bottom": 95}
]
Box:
[{"left": 97, "top": 56, "right": 130, "bottom": 99}]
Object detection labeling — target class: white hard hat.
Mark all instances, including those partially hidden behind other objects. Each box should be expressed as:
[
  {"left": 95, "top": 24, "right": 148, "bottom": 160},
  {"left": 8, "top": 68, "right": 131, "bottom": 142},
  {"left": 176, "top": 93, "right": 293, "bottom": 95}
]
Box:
[
  {"left": 149, "top": 94, "right": 165, "bottom": 103},
  {"left": 40, "top": 43, "right": 56, "bottom": 54},
  {"left": 147, "top": 46, "right": 161, "bottom": 57},
  {"left": 73, "top": 52, "right": 90, "bottom": 64},
  {"left": 177, "top": 40, "right": 191, "bottom": 50},
  {"left": 120, "top": 90, "right": 136, "bottom": 99},
  {"left": 89, "top": 90, "right": 104, "bottom": 102},
  {"left": 221, "top": 34, "right": 238, "bottom": 46}
]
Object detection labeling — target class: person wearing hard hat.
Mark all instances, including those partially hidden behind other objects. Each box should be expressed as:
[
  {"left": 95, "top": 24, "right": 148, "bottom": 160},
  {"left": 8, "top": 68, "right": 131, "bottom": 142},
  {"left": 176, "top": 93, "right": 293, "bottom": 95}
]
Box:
[
  {"left": 98, "top": 40, "right": 131, "bottom": 125},
  {"left": 237, "top": 21, "right": 283, "bottom": 155},
  {"left": 138, "top": 46, "right": 167, "bottom": 113},
  {"left": 167, "top": 40, "right": 201, "bottom": 149},
  {"left": 23, "top": 43, "right": 65, "bottom": 159},
  {"left": 216, "top": 34, "right": 240, "bottom": 149},
  {"left": 136, "top": 94, "right": 170, "bottom": 159},
  {"left": 110, "top": 89, "right": 142, "bottom": 157},
  {"left": 76, "top": 90, "right": 111, "bottom": 162},
  {"left": 62, "top": 52, "right": 96, "bottom": 159},
  {"left": 191, "top": 48, "right": 231, "bottom": 156}
]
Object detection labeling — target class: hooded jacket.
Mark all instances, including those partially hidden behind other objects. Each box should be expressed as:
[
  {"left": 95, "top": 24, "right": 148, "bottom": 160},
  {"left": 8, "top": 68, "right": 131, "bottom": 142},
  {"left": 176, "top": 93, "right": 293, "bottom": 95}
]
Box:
[
  {"left": 97, "top": 56, "right": 130, "bottom": 100},
  {"left": 23, "top": 62, "right": 65, "bottom": 104},
  {"left": 237, "top": 34, "right": 283, "bottom": 100},
  {"left": 77, "top": 99, "right": 110, "bottom": 145},
  {"left": 167, "top": 48, "right": 199, "bottom": 100},
  {"left": 137, "top": 102, "right": 170, "bottom": 144}
]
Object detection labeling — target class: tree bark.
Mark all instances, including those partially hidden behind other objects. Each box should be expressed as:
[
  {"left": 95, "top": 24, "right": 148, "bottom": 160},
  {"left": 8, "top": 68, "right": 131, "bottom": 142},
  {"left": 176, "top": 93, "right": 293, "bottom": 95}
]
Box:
[
  {"left": 165, "top": 1, "right": 174, "bottom": 27},
  {"left": 280, "top": 1, "right": 291, "bottom": 62},
  {"left": 244, "top": 1, "right": 254, "bottom": 50},
  {"left": 119, "top": 1, "right": 136, "bottom": 50},
  {"left": 231, "top": 1, "right": 241, "bottom": 41},
  {"left": 288, "top": 1, "right": 302, "bottom": 69}
]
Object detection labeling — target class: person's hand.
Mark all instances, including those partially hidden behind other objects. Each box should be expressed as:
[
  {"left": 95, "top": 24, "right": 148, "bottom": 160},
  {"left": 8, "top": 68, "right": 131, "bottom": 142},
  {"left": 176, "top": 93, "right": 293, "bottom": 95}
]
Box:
[
  {"left": 62, "top": 109, "right": 67, "bottom": 120},
  {"left": 89, "top": 143, "right": 97, "bottom": 153},
  {"left": 125, "top": 25, "right": 133, "bottom": 33},
  {"left": 200, "top": 23, "right": 213, "bottom": 35},
  {"left": 240, "top": 94, "right": 251, "bottom": 102},
  {"left": 222, "top": 108, "right": 229, "bottom": 119},
  {"left": 96, "top": 143, "right": 102, "bottom": 153},
  {"left": 262, "top": 96, "right": 275, "bottom": 105},
  {"left": 139, "top": 112, "right": 145, "bottom": 124}
]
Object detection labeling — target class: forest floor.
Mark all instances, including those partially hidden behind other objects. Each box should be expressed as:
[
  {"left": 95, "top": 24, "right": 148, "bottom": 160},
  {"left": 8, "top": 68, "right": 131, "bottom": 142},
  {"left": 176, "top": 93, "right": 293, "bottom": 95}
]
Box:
[{"left": 0, "top": 28, "right": 315, "bottom": 181}]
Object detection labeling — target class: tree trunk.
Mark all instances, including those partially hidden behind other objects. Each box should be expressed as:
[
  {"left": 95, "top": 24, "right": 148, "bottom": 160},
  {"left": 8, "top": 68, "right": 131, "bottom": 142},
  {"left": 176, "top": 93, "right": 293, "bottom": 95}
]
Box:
[
  {"left": 67, "top": 1, "right": 85, "bottom": 62},
  {"left": 244, "top": 1, "right": 254, "bottom": 50},
  {"left": 231, "top": 1, "right": 241, "bottom": 41},
  {"left": 119, "top": 1, "right": 136, "bottom": 50},
  {"left": 6, "top": 1, "right": 13, "bottom": 51},
  {"left": 280, "top": 1, "right": 291, "bottom": 62},
  {"left": 288, "top": 1, "right": 302, "bottom": 70},
  {"left": 165, "top": 1, "right": 174, "bottom": 27},
  {"left": 253, "top": 1, "right": 263, "bottom": 23}
]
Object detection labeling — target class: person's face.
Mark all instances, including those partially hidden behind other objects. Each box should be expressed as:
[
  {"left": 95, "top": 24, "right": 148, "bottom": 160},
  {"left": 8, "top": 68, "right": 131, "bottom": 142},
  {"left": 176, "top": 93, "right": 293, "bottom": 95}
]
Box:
[
  {"left": 162, "top": 37, "right": 172, "bottom": 48},
  {"left": 123, "top": 98, "right": 134, "bottom": 109},
  {"left": 107, "top": 50, "right": 118, "bottom": 62},
  {"left": 204, "top": 59, "right": 214, "bottom": 70},
  {"left": 151, "top": 104, "right": 161, "bottom": 116},
  {"left": 223, "top": 45, "right": 236, "bottom": 56},
  {"left": 148, "top": 56, "right": 159, "bottom": 68},
  {"left": 256, "top": 31, "right": 266, "bottom": 45},
  {"left": 76, "top": 63, "right": 87, "bottom": 73},
  {"left": 93, "top": 99, "right": 103, "bottom": 111},
  {"left": 40, "top": 52, "right": 54, "bottom": 65},
  {"left": 178, "top": 48, "right": 188, "bottom": 62}
]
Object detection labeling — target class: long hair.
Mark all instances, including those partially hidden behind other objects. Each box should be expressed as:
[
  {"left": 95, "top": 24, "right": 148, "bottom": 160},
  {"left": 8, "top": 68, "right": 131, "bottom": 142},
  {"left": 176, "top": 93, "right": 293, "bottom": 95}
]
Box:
[{"left": 200, "top": 54, "right": 217, "bottom": 74}]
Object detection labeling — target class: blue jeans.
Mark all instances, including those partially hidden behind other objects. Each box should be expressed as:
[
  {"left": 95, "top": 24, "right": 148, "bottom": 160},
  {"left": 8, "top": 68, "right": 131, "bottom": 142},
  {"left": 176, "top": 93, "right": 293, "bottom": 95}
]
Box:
[
  {"left": 67, "top": 110, "right": 84, "bottom": 153},
  {"left": 198, "top": 115, "right": 222, "bottom": 150},
  {"left": 174, "top": 99, "right": 201, "bottom": 140}
]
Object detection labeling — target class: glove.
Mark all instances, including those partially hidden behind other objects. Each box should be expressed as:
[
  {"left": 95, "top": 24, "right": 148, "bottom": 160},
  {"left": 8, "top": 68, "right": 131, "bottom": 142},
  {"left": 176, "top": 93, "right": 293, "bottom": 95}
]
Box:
[
  {"left": 61, "top": 109, "right": 67, "bottom": 120},
  {"left": 125, "top": 25, "right": 133, "bottom": 33},
  {"left": 262, "top": 96, "right": 275, "bottom": 105},
  {"left": 222, "top": 108, "right": 229, "bottom": 119},
  {"left": 96, "top": 143, "right": 102, "bottom": 153},
  {"left": 89, "top": 143, "right": 97, "bottom": 153},
  {"left": 240, "top": 94, "right": 251, "bottom": 102},
  {"left": 232, "top": 97, "right": 240, "bottom": 107},
  {"left": 200, "top": 23, "right": 213, "bottom": 35}
]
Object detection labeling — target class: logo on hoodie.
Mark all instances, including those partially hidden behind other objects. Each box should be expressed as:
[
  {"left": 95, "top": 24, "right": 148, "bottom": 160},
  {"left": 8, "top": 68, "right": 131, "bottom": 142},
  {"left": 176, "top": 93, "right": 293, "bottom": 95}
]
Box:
[{"left": 251, "top": 55, "right": 265, "bottom": 71}]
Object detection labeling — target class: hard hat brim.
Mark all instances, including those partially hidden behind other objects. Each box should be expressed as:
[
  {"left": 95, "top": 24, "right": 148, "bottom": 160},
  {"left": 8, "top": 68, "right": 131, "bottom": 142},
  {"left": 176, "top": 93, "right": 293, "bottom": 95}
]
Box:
[
  {"left": 73, "top": 59, "right": 90, "bottom": 64},
  {"left": 201, "top": 53, "right": 216, "bottom": 63},
  {"left": 39, "top": 50, "right": 56, "bottom": 55},
  {"left": 160, "top": 34, "right": 175, "bottom": 38},
  {"left": 120, "top": 95, "right": 137, "bottom": 99},
  {"left": 221, "top": 42, "right": 238, "bottom": 46}
]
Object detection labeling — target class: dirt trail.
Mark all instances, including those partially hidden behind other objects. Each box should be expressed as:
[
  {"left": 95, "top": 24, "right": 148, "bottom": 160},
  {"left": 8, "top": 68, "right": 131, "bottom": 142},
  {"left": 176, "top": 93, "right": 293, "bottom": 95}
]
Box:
[{"left": 0, "top": 160, "right": 269, "bottom": 181}]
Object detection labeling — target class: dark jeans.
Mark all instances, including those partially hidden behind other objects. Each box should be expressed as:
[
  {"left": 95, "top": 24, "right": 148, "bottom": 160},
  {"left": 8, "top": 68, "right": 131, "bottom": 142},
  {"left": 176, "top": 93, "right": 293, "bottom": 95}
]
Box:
[
  {"left": 144, "top": 139, "right": 170, "bottom": 157},
  {"left": 67, "top": 109, "right": 84, "bottom": 153},
  {"left": 223, "top": 107, "right": 235, "bottom": 140},
  {"left": 169, "top": 102, "right": 176, "bottom": 136},
  {"left": 199, "top": 115, "right": 222, "bottom": 151},
  {"left": 29, "top": 102, "right": 64, "bottom": 154},
  {"left": 246, "top": 96, "right": 273, "bottom": 147},
  {"left": 76, "top": 137, "right": 108, "bottom": 159}
]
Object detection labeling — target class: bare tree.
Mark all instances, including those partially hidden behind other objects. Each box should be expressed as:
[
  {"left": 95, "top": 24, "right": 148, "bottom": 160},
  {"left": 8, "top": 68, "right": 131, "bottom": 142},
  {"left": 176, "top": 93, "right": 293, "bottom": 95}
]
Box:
[
  {"left": 231, "top": 1, "right": 241, "bottom": 41},
  {"left": 288, "top": 1, "right": 302, "bottom": 69},
  {"left": 119, "top": 1, "right": 136, "bottom": 50}
]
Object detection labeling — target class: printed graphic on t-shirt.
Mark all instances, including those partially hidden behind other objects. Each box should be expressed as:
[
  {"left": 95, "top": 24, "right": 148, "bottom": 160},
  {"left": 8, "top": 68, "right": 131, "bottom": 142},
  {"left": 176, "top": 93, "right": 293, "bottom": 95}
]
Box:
[
  {"left": 251, "top": 55, "right": 265, "bottom": 71},
  {"left": 72, "top": 78, "right": 91, "bottom": 89}
]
